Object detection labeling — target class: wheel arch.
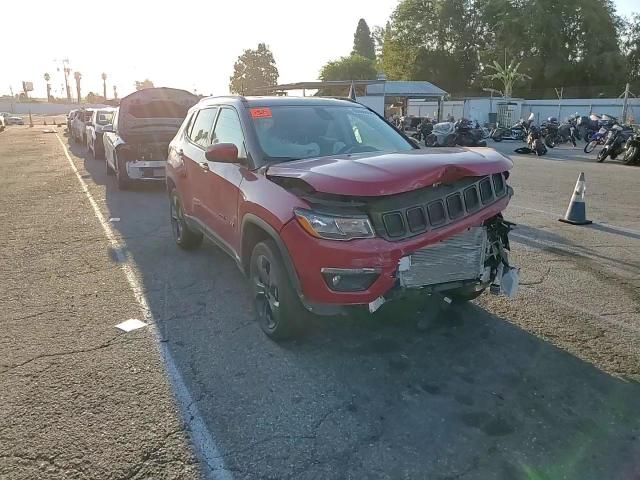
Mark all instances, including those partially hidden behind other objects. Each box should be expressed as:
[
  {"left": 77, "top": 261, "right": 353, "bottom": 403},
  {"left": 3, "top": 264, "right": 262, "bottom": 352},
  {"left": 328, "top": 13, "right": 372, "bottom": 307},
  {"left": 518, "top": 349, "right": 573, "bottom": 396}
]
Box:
[{"left": 241, "top": 214, "right": 302, "bottom": 297}]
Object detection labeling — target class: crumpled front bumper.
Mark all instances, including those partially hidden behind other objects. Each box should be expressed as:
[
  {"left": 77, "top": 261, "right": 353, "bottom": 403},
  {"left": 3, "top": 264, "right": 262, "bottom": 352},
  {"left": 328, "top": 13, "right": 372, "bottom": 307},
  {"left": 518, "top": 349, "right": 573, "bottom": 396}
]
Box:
[{"left": 280, "top": 195, "right": 515, "bottom": 312}]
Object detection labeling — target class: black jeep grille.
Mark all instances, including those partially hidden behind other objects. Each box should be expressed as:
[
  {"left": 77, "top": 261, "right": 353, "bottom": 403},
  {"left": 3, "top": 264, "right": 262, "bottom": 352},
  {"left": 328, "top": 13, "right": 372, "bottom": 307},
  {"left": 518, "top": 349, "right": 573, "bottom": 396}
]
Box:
[{"left": 369, "top": 174, "right": 509, "bottom": 241}]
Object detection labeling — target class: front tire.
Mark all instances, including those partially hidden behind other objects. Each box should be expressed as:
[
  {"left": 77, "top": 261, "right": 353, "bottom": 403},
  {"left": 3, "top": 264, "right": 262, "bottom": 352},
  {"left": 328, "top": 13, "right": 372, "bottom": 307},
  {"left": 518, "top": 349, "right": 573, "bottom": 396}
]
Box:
[
  {"left": 169, "top": 190, "right": 202, "bottom": 250},
  {"left": 623, "top": 145, "right": 640, "bottom": 165},
  {"left": 250, "top": 240, "right": 304, "bottom": 340},
  {"left": 584, "top": 140, "right": 597, "bottom": 153},
  {"left": 597, "top": 148, "right": 609, "bottom": 163}
]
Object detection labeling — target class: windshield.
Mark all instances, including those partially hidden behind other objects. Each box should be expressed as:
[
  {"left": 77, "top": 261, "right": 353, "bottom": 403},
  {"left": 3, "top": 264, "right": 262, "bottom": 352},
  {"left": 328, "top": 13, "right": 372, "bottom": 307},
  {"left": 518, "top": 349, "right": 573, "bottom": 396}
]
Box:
[
  {"left": 251, "top": 105, "right": 413, "bottom": 161},
  {"left": 96, "top": 111, "right": 114, "bottom": 125}
]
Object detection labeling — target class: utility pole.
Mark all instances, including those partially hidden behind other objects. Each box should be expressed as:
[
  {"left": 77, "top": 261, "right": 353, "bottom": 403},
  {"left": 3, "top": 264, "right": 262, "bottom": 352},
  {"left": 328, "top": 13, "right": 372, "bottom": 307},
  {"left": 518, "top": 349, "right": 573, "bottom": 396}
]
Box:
[
  {"left": 101, "top": 73, "right": 107, "bottom": 100},
  {"left": 555, "top": 87, "right": 563, "bottom": 119},
  {"left": 621, "top": 83, "right": 630, "bottom": 123},
  {"left": 62, "top": 58, "right": 71, "bottom": 102}
]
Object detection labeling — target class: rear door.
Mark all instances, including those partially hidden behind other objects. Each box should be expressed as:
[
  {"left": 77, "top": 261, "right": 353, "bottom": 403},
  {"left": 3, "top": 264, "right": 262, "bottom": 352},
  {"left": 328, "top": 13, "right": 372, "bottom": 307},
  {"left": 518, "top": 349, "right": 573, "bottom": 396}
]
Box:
[{"left": 180, "top": 107, "right": 219, "bottom": 223}]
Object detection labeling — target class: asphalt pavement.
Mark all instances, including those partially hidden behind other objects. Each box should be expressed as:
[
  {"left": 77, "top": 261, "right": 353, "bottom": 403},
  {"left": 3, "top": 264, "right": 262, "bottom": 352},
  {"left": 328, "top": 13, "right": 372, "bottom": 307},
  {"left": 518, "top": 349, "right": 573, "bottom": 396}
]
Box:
[{"left": 1, "top": 127, "right": 639, "bottom": 480}]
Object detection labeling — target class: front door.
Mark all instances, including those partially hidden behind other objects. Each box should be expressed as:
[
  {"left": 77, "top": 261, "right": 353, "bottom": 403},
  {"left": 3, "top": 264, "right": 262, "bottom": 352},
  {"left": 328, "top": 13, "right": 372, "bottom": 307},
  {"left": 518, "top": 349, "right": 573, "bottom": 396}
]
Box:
[{"left": 202, "top": 107, "right": 247, "bottom": 251}]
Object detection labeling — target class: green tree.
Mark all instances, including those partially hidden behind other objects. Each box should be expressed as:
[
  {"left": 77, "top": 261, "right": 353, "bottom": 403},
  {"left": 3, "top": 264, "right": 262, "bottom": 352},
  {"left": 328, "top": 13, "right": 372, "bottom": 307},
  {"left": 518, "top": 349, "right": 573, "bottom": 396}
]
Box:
[
  {"left": 484, "top": 60, "right": 531, "bottom": 99},
  {"left": 382, "top": 0, "right": 625, "bottom": 97},
  {"left": 229, "top": 43, "right": 279, "bottom": 95},
  {"left": 624, "top": 14, "right": 640, "bottom": 81},
  {"left": 135, "top": 79, "right": 155, "bottom": 90},
  {"left": 381, "top": 0, "right": 484, "bottom": 94},
  {"left": 319, "top": 54, "right": 377, "bottom": 95},
  {"left": 352, "top": 18, "right": 376, "bottom": 60}
]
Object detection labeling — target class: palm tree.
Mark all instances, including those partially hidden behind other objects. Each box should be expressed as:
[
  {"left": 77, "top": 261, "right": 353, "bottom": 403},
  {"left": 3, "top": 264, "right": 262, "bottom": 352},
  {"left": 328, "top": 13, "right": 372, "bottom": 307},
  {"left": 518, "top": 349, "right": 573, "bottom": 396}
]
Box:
[
  {"left": 44, "top": 73, "right": 51, "bottom": 102},
  {"left": 74, "top": 71, "right": 82, "bottom": 103},
  {"left": 101, "top": 73, "right": 107, "bottom": 100},
  {"left": 484, "top": 59, "right": 530, "bottom": 101}
]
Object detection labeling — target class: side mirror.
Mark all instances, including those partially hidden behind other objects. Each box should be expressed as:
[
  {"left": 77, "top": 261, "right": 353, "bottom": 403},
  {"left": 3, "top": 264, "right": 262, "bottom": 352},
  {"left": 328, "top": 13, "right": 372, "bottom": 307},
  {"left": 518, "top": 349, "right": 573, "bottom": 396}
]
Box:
[{"left": 205, "top": 143, "right": 238, "bottom": 163}]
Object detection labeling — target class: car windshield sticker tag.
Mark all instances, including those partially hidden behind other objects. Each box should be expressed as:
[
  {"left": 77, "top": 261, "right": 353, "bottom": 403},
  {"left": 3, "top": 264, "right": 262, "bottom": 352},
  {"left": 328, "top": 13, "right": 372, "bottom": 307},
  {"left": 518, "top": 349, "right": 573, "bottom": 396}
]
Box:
[{"left": 251, "top": 108, "right": 272, "bottom": 119}]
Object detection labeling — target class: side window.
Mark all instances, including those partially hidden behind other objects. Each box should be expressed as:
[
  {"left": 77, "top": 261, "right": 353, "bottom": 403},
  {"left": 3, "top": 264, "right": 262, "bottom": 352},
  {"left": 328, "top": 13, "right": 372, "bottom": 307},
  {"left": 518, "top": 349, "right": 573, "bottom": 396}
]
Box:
[
  {"left": 188, "top": 108, "right": 218, "bottom": 148},
  {"left": 211, "top": 108, "right": 246, "bottom": 158}
]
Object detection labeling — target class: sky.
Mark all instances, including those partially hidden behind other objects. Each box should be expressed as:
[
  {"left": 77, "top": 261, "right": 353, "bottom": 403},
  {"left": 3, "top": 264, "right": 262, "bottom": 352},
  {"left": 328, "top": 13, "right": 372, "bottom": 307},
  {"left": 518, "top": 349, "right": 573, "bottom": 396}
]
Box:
[{"left": 1, "top": 0, "right": 637, "bottom": 100}]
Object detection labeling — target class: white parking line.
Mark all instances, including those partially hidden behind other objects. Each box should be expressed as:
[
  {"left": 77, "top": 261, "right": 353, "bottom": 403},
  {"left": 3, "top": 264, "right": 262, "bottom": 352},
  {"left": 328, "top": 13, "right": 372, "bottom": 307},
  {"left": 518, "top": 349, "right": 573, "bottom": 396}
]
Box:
[{"left": 55, "top": 135, "right": 232, "bottom": 480}]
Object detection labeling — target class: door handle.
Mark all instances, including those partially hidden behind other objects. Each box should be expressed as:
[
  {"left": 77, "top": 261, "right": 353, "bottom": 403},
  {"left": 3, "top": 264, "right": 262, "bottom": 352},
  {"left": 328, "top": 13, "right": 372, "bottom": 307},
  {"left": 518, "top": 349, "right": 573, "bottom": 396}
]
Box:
[{"left": 198, "top": 161, "right": 210, "bottom": 171}]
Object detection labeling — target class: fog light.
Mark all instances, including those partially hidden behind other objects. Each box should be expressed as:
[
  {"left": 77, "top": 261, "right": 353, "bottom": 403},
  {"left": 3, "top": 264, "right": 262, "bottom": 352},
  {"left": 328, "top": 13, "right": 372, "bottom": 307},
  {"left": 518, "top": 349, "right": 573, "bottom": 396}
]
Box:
[{"left": 321, "top": 268, "right": 381, "bottom": 292}]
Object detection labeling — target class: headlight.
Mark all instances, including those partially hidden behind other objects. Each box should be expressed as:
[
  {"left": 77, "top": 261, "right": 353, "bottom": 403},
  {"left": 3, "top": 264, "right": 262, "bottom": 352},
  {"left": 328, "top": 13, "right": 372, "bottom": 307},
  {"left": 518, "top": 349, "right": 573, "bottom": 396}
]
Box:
[{"left": 294, "top": 209, "right": 375, "bottom": 241}]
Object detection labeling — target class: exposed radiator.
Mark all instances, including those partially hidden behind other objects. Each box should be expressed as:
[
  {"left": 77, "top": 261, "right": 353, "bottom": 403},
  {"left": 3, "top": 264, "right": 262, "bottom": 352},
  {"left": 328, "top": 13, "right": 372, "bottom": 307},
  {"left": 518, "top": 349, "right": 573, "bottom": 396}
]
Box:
[{"left": 399, "top": 227, "right": 487, "bottom": 288}]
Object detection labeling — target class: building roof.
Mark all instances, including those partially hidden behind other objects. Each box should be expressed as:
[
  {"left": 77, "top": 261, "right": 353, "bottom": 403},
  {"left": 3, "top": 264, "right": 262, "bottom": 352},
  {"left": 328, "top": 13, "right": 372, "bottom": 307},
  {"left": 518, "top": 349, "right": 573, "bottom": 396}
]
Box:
[
  {"left": 366, "top": 81, "right": 447, "bottom": 97},
  {"left": 257, "top": 80, "right": 446, "bottom": 97}
]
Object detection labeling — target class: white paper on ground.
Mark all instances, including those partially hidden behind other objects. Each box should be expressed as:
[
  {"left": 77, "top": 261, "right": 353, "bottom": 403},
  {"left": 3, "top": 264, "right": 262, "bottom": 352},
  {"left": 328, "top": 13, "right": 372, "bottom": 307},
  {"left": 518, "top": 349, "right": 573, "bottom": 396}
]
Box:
[
  {"left": 109, "top": 217, "right": 121, "bottom": 222},
  {"left": 115, "top": 318, "right": 148, "bottom": 332}
]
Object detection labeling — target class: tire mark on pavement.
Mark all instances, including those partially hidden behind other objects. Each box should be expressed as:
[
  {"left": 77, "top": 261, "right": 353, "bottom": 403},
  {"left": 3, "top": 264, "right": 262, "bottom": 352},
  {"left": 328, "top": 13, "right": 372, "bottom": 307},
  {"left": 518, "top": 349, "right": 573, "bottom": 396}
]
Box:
[{"left": 54, "top": 134, "right": 233, "bottom": 480}]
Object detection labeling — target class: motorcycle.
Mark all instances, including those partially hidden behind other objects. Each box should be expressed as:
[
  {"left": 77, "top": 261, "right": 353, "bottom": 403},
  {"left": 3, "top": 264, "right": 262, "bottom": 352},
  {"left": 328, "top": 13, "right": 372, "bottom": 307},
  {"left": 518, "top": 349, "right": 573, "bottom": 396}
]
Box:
[
  {"left": 411, "top": 119, "right": 434, "bottom": 142},
  {"left": 491, "top": 113, "right": 534, "bottom": 142},
  {"left": 597, "top": 124, "right": 634, "bottom": 162},
  {"left": 453, "top": 118, "right": 487, "bottom": 147},
  {"left": 622, "top": 133, "right": 640, "bottom": 165},
  {"left": 583, "top": 126, "right": 609, "bottom": 153},
  {"left": 425, "top": 122, "right": 457, "bottom": 147},
  {"left": 542, "top": 116, "right": 577, "bottom": 148},
  {"left": 514, "top": 125, "right": 546, "bottom": 156}
]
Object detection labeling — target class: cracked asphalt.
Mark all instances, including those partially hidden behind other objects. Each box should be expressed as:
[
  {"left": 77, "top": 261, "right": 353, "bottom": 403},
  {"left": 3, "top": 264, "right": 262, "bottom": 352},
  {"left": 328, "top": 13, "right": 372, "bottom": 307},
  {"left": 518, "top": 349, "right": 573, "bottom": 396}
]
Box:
[{"left": 1, "top": 125, "right": 639, "bottom": 480}]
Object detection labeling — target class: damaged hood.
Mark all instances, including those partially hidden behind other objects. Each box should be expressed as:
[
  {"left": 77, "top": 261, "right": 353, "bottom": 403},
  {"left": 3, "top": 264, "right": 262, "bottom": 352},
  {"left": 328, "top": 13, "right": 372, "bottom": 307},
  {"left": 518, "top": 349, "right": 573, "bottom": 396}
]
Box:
[
  {"left": 117, "top": 87, "right": 198, "bottom": 143},
  {"left": 267, "top": 148, "right": 513, "bottom": 196}
]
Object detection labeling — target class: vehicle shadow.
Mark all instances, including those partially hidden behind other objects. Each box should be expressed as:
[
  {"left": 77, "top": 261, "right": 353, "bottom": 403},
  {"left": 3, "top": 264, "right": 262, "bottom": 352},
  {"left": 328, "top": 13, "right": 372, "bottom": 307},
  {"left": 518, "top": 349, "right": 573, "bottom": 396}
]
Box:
[
  {"left": 512, "top": 224, "right": 640, "bottom": 274},
  {"left": 72, "top": 137, "right": 640, "bottom": 480}
]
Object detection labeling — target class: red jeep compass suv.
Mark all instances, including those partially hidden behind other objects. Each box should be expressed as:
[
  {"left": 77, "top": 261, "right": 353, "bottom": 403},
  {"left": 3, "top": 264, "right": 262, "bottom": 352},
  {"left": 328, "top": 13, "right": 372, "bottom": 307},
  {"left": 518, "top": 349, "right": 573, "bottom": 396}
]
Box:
[{"left": 166, "top": 96, "right": 516, "bottom": 340}]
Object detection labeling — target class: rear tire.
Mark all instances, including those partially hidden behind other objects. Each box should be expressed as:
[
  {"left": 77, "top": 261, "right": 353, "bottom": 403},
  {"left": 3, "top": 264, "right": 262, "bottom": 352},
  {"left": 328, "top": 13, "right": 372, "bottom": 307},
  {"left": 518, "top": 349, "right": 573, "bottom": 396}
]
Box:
[
  {"left": 545, "top": 135, "right": 555, "bottom": 148},
  {"left": 115, "top": 153, "right": 130, "bottom": 190},
  {"left": 445, "top": 134, "right": 456, "bottom": 147},
  {"left": 492, "top": 132, "right": 503, "bottom": 142},
  {"left": 425, "top": 134, "right": 437, "bottom": 147},
  {"left": 250, "top": 240, "right": 304, "bottom": 340},
  {"left": 169, "top": 189, "right": 203, "bottom": 250}
]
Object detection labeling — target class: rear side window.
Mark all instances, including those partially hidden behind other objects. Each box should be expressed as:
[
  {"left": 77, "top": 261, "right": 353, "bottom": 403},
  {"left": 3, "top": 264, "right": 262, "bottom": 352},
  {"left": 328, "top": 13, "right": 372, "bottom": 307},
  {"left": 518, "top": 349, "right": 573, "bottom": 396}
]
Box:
[
  {"left": 211, "top": 108, "right": 247, "bottom": 158},
  {"left": 188, "top": 108, "right": 218, "bottom": 148}
]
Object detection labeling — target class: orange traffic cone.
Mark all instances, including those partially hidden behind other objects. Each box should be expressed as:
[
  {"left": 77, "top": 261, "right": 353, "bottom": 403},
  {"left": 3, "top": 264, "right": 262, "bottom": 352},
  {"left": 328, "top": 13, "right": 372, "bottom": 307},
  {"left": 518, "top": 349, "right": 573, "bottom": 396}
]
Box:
[{"left": 559, "top": 172, "right": 592, "bottom": 225}]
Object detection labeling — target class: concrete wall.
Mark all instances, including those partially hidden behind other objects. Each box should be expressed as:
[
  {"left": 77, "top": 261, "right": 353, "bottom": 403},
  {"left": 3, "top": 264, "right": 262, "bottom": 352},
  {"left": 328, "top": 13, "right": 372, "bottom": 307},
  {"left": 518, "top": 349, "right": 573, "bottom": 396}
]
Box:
[
  {"left": 0, "top": 101, "right": 109, "bottom": 115},
  {"left": 407, "top": 97, "right": 640, "bottom": 125}
]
